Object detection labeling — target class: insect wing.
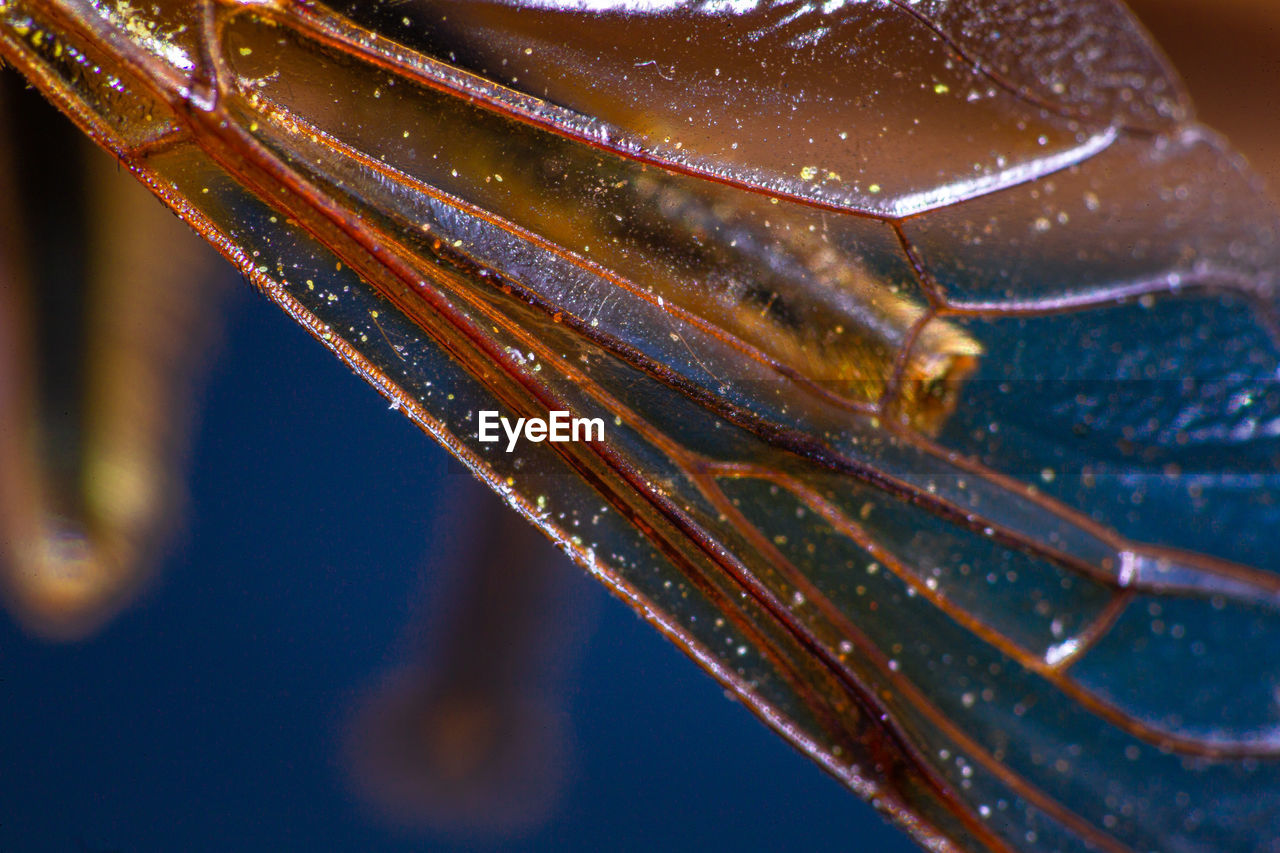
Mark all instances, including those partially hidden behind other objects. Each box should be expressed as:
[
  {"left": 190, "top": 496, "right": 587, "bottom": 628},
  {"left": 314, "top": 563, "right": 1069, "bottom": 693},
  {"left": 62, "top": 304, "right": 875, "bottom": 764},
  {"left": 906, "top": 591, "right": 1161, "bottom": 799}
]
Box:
[{"left": 3, "top": 1, "right": 1279, "bottom": 851}]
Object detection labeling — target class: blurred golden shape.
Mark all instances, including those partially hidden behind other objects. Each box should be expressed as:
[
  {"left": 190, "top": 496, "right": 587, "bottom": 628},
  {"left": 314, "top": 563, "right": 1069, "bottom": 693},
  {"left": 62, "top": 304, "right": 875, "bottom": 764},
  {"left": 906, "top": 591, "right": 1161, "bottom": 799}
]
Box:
[{"left": 0, "top": 79, "right": 223, "bottom": 639}]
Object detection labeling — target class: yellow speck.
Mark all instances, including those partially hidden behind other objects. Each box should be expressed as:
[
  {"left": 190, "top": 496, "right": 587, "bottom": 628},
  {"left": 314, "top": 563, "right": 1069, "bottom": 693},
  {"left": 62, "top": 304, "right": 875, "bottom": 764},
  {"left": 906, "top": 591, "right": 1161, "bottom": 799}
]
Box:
[
  {"left": 402, "top": 130, "right": 409, "bottom": 138},
  {"left": 799, "top": 165, "right": 818, "bottom": 181},
  {"left": 370, "top": 310, "right": 379, "bottom": 318},
  {"left": 869, "top": 183, "right": 881, "bottom": 194},
  {"left": 238, "top": 46, "right": 252, "bottom": 56},
  {"left": 524, "top": 47, "right": 533, "bottom": 55},
  {"left": 494, "top": 173, "right": 503, "bottom": 182},
  {"left": 306, "top": 279, "right": 315, "bottom": 290},
  {"left": 934, "top": 83, "right": 949, "bottom": 94}
]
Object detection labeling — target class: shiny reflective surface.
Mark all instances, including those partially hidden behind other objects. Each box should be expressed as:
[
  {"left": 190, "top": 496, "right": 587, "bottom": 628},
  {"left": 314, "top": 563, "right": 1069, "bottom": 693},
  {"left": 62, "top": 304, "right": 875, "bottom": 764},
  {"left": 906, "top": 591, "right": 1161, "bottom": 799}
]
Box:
[{"left": 2, "top": 1, "right": 1279, "bottom": 850}]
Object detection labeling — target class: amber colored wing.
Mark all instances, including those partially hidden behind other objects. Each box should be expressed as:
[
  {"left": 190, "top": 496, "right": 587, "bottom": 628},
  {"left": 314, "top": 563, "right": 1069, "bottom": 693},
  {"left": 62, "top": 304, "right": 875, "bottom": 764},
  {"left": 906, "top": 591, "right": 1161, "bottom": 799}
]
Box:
[{"left": 3, "top": 1, "right": 1279, "bottom": 851}]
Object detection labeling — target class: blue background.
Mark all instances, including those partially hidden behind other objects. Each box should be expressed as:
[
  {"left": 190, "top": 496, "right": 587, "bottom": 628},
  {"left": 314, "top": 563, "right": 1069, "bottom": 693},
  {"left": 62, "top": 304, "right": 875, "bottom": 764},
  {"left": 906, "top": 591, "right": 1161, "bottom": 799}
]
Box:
[{"left": 0, "top": 282, "right": 919, "bottom": 853}]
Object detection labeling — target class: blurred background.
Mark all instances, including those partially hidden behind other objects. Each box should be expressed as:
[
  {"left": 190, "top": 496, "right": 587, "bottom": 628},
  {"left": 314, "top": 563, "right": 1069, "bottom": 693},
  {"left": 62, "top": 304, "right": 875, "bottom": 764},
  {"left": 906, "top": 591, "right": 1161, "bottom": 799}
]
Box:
[{"left": 1125, "top": 0, "right": 1280, "bottom": 194}]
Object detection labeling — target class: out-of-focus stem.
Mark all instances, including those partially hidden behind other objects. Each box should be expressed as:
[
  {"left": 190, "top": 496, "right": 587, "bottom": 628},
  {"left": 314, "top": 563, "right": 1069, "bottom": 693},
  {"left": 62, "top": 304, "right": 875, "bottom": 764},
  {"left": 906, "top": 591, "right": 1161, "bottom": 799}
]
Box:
[
  {"left": 0, "top": 78, "right": 223, "bottom": 640},
  {"left": 345, "top": 487, "right": 595, "bottom": 839}
]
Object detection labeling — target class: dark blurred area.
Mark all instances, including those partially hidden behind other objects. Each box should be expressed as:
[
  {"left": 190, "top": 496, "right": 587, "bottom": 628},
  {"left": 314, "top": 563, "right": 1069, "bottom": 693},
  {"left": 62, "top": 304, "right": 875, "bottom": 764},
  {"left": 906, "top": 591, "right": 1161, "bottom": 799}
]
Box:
[{"left": 343, "top": 500, "right": 589, "bottom": 838}]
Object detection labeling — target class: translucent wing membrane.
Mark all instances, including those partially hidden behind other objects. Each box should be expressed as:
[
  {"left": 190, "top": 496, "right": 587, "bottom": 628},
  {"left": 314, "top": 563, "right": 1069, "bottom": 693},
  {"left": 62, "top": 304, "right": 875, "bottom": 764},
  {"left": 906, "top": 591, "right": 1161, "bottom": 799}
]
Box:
[{"left": 3, "top": 0, "right": 1279, "bottom": 850}]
